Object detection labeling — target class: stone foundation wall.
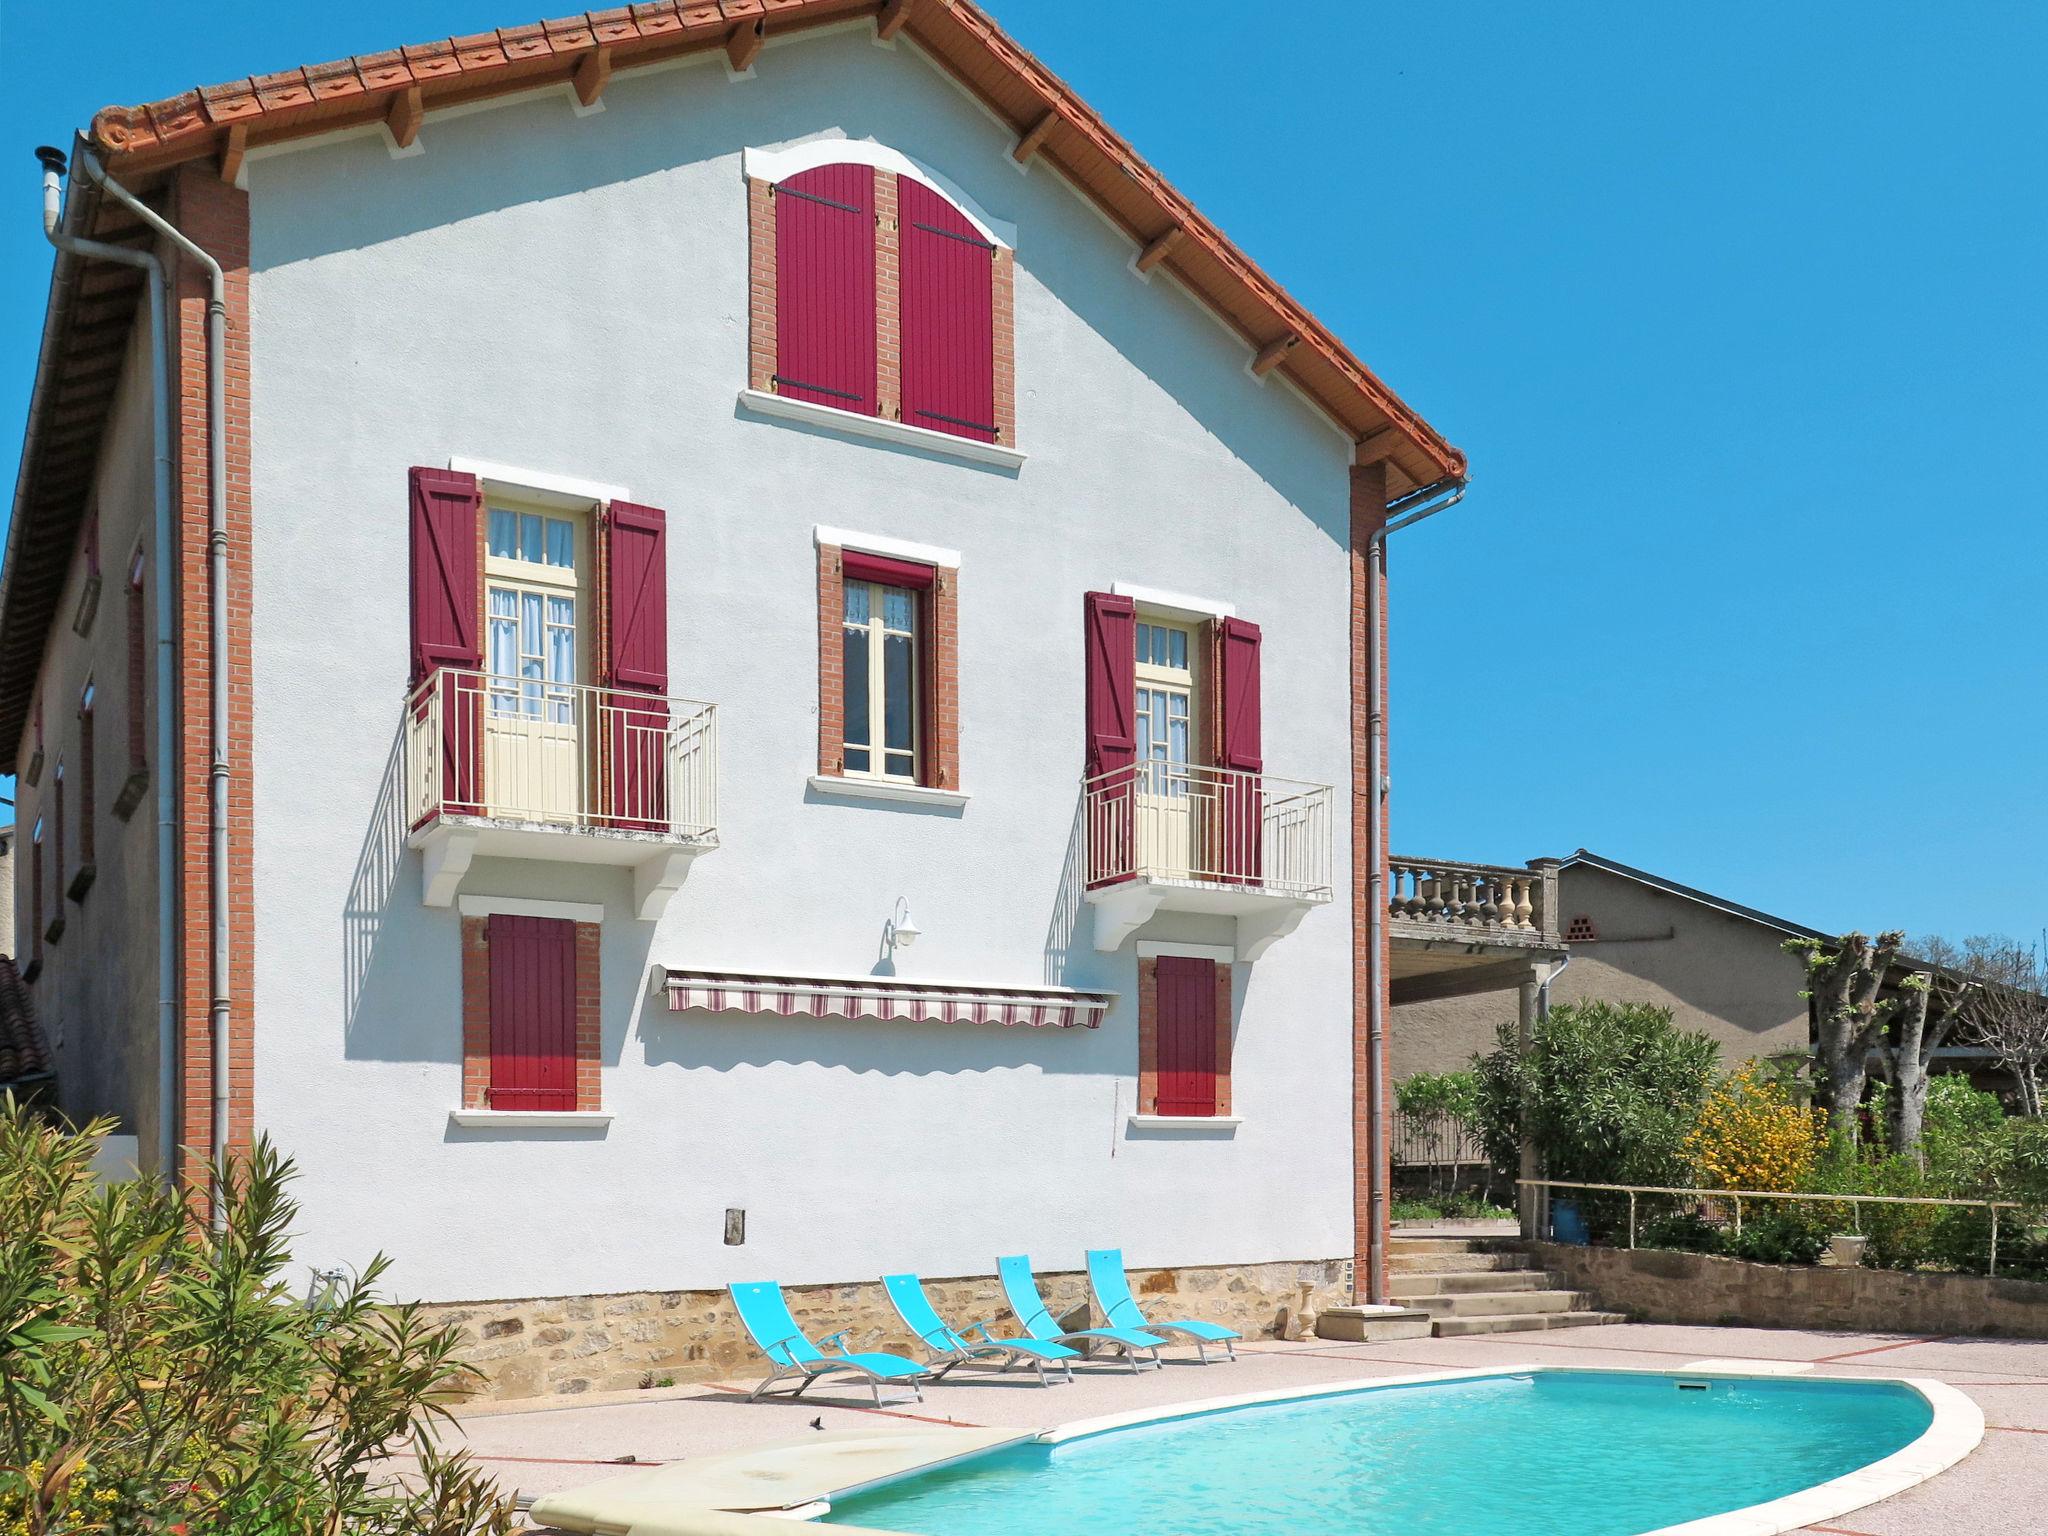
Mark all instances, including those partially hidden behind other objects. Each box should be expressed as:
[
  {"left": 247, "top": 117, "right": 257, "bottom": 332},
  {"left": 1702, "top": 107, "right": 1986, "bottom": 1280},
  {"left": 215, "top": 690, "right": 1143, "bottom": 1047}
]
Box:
[
  {"left": 1534, "top": 1241, "right": 2048, "bottom": 1338},
  {"left": 425, "top": 1257, "right": 1353, "bottom": 1403}
]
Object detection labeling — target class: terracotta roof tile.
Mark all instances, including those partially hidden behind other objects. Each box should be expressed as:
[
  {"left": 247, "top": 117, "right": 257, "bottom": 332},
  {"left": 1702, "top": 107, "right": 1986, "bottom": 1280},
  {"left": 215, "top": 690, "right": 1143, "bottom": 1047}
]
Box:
[{"left": 0, "top": 958, "right": 53, "bottom": 1087}]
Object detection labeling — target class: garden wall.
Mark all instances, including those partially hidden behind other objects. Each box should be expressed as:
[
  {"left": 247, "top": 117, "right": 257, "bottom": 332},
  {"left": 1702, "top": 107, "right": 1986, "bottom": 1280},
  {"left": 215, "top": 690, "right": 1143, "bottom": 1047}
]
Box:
[
  {"left": 426, "top": 1258, "right": 1351, "bottom": 1403},
  {"left": 1534, "top": 1241, "right": 2048, "bottom": 1338}
]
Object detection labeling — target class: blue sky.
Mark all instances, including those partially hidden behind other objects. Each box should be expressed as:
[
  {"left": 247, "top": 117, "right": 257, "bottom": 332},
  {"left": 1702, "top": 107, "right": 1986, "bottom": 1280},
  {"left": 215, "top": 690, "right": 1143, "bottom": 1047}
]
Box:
[{"left": 1, "top": 2, "right": 2042, "bottom": 938}]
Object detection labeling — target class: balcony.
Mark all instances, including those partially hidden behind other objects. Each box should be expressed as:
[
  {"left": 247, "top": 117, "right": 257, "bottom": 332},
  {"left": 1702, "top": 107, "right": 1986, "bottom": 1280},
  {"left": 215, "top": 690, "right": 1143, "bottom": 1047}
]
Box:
[
  {"left": 403, "top": 668, "right": 718, "bottom": 918},
  {"left": 1082, "top": 763, "right": 1335, "bottom": 959},
  {"left": 1388, "top": 856, "right": 1565, "bottom": 1003}
]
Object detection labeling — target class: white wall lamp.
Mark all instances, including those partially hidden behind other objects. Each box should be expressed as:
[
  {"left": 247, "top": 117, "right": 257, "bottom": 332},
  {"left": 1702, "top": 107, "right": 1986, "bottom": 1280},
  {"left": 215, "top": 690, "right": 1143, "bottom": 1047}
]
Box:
[{"left": 885, "top": 897, "right": 922, "bottom": 953}]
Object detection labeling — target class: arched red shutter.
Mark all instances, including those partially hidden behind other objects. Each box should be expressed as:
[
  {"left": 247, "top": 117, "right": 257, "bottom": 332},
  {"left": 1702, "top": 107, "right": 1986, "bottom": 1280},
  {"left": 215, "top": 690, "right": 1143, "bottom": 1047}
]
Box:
[
  {"left": 604, "top": 500, "right": 669, "bottom": 829},
  {"left": 408, "top": 467, "right": 482, "bottom": 816},
  {"left": 1216, "top": 617, "right": 1263, "bottom": 883},
  {"left": 774, "top": 164, "right": 877, "bottom": 415},
  {"left": 899, "top": 177, "right": 996, "bottom": 442},
  {"left": 1083, "top": 591, "right": 1137, "bottom": 887}
]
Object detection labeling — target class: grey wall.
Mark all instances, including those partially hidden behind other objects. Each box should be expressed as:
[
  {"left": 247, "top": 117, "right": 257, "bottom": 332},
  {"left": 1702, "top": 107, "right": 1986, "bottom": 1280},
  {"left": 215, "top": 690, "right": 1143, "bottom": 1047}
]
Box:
[
  {"left": 1392, "top": 864, "right": 1811, "bottom": 1081},
  {"left": 12, "top": 319, "right": 164, "bottom": 1156},
  {"left": 245, "top": 29, "right": 1364, "bottom": 1301}
]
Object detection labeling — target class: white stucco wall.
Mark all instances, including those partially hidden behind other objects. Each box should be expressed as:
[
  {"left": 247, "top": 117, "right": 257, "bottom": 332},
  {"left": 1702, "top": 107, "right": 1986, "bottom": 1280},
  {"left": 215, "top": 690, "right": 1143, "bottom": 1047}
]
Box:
[{"left": 246, "top": 26, "right": 1359, "bottom": 1302}]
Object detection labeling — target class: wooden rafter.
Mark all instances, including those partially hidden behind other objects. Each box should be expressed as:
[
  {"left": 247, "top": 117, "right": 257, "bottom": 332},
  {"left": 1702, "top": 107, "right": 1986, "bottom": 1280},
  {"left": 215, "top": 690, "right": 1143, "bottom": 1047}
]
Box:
[
  {"left": 1354, "top": 425, "right": 1403, "bottom": 465},
  {"left": 1251, "top": 334, "right": 1298, "bottom": 377},
  {"left": 218, "top": 124, "right": 248, "bottom": 185},
  {"left": 727, "top": 19, "right": 765, "bottom": 73},
  {"left": 876, "top": 0, "right": 915, "bottom": 42},
  {"left": 574, "top": 45, "right": 613, "bottom": 107},
  {"left": 1013, "top": 109, "right": 1057, "bottom": 164},
  {"left": 1136, "top": 225, "right": 1183, "bottom": 273},
  {"left": 386, "top": 86, "right": 423, "bottom": 149}
]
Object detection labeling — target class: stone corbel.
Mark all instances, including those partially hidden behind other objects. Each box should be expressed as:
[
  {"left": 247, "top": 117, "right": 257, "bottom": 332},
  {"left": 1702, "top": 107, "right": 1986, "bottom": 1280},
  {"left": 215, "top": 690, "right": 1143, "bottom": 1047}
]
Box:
[
  {"left": 420, "top": 824, "right": 478, "bottom": 908},
  {"left": 1087, "top": 882, "right": 1166, "bottom": 952},
  {"left": 633, "top": 849, "right": 702, "bottom": 922},
  {"left": 1235, "top": 901, "right": 1311, "bottom": 963}
]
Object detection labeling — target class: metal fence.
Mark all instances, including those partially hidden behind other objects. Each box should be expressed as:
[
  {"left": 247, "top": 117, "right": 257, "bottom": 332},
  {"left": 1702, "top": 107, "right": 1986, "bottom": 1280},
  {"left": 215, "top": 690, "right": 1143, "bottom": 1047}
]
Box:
[{"left": 1519, "top": 1177, "right": 2030, "bottom": 1277}]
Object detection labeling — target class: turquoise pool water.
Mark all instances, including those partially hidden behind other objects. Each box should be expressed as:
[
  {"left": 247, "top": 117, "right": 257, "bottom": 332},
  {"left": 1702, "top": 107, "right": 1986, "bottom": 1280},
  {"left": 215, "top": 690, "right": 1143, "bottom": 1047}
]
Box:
[{"left": 824, "top": 1371, "right": 1932, "bottom": 1536}]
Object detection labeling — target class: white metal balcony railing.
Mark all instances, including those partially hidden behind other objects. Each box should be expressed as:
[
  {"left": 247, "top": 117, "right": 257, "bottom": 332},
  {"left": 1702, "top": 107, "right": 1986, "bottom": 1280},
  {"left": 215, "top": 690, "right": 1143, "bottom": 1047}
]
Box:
[
  {"left": 404, "top": 667, "right": 718, "bottom": 840},
  {"left": 1082, "top": 762, "right": 1334, "bottom": 901}
]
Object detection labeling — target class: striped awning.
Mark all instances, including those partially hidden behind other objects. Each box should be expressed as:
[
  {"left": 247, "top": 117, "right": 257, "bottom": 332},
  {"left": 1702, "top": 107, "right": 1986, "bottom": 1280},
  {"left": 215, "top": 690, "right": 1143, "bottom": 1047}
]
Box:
[{"left": 661, "top": 968, "right": 1112, "bottom": 1030}]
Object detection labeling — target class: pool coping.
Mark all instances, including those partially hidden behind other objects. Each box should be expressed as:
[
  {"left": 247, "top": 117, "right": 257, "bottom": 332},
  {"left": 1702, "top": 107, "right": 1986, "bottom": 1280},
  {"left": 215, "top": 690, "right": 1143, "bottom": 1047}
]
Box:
[{"left": 814, "top": 1363, "right": 1985, "bottom": 1536}]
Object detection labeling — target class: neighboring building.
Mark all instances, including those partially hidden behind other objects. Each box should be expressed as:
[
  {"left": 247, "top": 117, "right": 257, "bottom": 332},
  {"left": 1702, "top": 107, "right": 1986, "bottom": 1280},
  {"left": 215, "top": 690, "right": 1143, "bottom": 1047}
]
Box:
[
  {"left": 0, "top": 2, "right": 1543, "bottom": 1391},
  {"left": 1390, "top": 849, "right": 2025, "bottom": 1092},
  {"left": 1393, "top": 850, "right": 1819, "bottom": 1081}
]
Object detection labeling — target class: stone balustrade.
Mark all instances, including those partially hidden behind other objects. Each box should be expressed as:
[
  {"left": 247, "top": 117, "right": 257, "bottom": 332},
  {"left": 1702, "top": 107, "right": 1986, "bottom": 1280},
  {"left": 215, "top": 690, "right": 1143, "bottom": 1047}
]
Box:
[{"left": 1388, "top": 857, "right": 1560, "bottom": 946}]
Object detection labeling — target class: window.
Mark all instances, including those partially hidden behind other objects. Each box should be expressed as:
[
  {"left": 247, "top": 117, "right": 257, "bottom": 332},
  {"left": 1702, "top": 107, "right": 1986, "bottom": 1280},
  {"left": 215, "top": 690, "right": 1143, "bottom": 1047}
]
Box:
[
  {"left": 48, "top": 760, "right": 64, "bottom": 942},
  {"left": 27, "top": 818, "right": 43, "bottom": 977},
  {"left": 1139, "top": 954, "right": 1234, "bottom": 1118},
  {"left": 816, "top": 544, "right": 960, "bottom": 794},
  {"left": 73, "top": 512, "right": 102, "bottom": 637},
  {"left": 460, "top": 911, "right": 602, "bottom": 1115},
  {"left": 115, "top": 550, "right": 148, "bottom": 820},
  {"left": 842, "top": 579, "right": 919, "bottom": 781},
  {"left": 485, "top": 504, "right": 581, "bottom": 722},
  {"left": 1134, "top": 620, "right": 1194, "bottom": 797},
  {"left": 70, "top": 681, "right": 94, "bottom": 901},
  {"left": 749, "top": 152, "right": 1015, "bottom": 450}
]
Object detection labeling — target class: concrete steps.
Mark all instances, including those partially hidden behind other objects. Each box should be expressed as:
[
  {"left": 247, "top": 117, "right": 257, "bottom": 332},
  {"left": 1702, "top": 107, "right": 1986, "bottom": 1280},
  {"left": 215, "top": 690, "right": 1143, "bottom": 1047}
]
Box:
[{"left": 1387, "top": 1235, "right": 1624, "bottom": 1338}]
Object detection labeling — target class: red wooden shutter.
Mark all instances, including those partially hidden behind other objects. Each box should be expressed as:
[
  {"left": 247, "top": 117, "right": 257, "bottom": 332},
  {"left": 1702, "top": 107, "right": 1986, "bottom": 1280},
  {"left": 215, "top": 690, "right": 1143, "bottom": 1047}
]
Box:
[
  {"left": 774, "top": 164, "right": 877, "bottom": 415},
  {"left": 899, "top": 178, "right": 996, "bottom": 442},
  {"left": 1155, "top": 956, "right": 1218, "bottom": 1117},
  {"left": 486, "top": 914, "right": 577, "bottom": 1111},
  {"left": 603, "top": 501, "right": 670, "bottom": 830},
  {"left": 1215, "top": 616, "right": 1263, "bottom": 880},
  {"left": 409, "top": 467, "right": 483, "bottom": 817},
  {"left": 1084, "top": 591, "right": 1137, "bottom": 886},
  {"left": 409, "top": 467, "right": 482, "bottom": 680},
  {"left": 604, "top": 501, "right": 668, "bottom": 693}
]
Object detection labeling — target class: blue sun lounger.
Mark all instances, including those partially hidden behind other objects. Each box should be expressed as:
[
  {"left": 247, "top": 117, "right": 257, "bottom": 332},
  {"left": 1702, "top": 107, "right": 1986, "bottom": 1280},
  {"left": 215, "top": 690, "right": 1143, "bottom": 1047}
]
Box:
[
  {"left": 730, "top": 1281, "right": 928, "bottom": 1408},
  {"left": 997, "top": 1254, "right": 1164, "bottom": 1373},
  {"left": 1086, "top": 1248, "right": 1241, "bottom": 1363},
  {"left": 882, "top": 1273, "right": 1079, "bottom": 1386}
]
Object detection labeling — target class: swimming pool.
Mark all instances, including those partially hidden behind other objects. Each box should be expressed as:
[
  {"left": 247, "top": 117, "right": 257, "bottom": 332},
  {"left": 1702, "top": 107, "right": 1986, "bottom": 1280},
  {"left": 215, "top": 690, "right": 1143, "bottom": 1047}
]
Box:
[{"left": 822, "top": 1369, "right": 1971, "bottom": 1536}]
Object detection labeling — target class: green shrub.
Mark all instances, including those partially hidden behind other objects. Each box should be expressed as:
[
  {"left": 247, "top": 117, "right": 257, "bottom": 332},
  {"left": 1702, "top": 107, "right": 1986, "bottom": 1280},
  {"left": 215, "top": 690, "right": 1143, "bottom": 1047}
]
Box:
[
  {"left": 1726, "top": 1208, "right": 1829, "bottom": 1266},
  {"left": 1473, "top": 1001, "right": 1718, "bottom": 1236},
  {"left": 1395, "top": 1070, "right": 1481, "bottom": 1121},
  {"left": 0, "top": 1101, "right": 511, "bottom": 1535},
  {"left": 1637, "top": 1209, "right": 1723, "bottom": 1254}
]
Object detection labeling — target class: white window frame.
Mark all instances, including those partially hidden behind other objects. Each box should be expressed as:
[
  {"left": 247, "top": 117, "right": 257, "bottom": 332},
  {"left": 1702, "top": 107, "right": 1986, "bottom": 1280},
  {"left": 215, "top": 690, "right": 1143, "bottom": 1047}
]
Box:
[
  {"left": 483, "top": 498, "right": 590, "bottom": 718},
  {"left": 840, "top": 577, "right": 921, "bottom": 784}
]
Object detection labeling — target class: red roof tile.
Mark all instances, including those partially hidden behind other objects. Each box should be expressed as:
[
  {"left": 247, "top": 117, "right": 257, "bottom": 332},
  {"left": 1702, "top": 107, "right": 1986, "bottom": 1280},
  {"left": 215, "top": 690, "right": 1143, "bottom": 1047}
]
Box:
[{"left": 0, "top": 957, "right": 53, "bottom": 1087}]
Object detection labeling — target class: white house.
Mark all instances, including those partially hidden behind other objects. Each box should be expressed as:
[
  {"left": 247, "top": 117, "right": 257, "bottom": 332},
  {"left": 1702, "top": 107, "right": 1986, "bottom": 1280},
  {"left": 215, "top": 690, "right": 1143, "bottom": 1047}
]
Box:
[{"left": 3, "top": 0, "right": 1514, "bottom": 1397}]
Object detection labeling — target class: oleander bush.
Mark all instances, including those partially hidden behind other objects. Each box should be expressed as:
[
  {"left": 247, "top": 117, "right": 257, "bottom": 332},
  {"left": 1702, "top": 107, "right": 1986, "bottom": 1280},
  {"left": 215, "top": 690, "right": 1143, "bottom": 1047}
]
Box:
[
  {"left": 0, "top": 1099, "right": 512, "bottom": 1536},
  {"left": 1474, "top": 1001, "right": 1718, "bottom": 1236}
]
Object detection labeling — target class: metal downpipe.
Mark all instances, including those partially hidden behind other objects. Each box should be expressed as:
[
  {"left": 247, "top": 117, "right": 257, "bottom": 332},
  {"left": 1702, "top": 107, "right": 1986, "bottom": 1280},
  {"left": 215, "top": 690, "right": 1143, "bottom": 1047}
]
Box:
[
  {"left": 1363, "top": 474, "right": 1464, "bottom": 1303},
  {"left": 75, "top": 147, "right": 231, "bottom": 1230},
  {"left": 37, "top": 145, "right": 183, "bottom": 1190}
]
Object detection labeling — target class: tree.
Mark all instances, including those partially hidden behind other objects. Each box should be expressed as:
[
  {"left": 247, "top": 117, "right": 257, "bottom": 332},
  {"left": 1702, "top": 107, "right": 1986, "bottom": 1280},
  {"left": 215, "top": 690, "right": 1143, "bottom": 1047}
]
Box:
[
  {"left": 1950, "top": 935, "right": 2048, "bottom": 1117},
  {"left": 0, "top": 1102, "right": 512, "bottom": 1535},
  {"left": 1785, "top": 930, "right": 1909, "bottom": 1136}
]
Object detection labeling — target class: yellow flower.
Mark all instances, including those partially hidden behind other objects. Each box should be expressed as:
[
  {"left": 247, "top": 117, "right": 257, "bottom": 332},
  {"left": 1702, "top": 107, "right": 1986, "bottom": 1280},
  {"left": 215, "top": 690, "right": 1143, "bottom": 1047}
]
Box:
[{"left": 1686, "top": 1065, "right": 1825, "bottom": 1192}]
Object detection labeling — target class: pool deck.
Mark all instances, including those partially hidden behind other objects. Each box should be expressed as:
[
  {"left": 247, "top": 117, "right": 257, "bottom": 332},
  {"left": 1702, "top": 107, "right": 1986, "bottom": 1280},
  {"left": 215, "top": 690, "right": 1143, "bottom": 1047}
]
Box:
[{"left": 445, "top": 1322, "right": 2048, "bottom": 1534}]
